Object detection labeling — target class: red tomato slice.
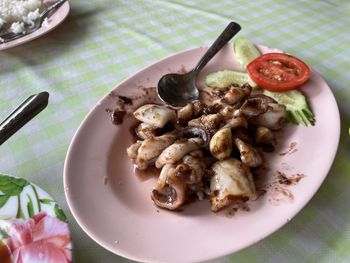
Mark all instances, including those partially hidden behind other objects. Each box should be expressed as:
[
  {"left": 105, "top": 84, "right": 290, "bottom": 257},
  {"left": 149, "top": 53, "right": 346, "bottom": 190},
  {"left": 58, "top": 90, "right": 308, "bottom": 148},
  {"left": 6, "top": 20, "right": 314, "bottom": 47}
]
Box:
[{"left": 247, "top": 53, "right": 311, "bottom": 91}]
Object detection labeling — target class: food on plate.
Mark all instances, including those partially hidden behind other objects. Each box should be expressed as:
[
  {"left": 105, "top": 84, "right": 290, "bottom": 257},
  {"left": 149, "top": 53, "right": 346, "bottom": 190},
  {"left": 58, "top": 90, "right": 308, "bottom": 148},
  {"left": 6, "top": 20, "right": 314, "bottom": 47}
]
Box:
[
  {"left": 210, "top": 158, "right": 256, "bottom": 212},
  {"left": 0, "top": 0, "right": 45, "bottom": 41},
  {"left": 124, "top": 36, "right": 316, "bottom": 212},
  {"left": 233, "top": 36, "right": 261, "bottom": 69},
  {"left": 263, "top": 89, "right": 315, "bottom": 126},
  {"left": 127, "top": 84, "right": 288, "bottom": 212},
  {"left": 246, "top": 53, "right": 311, "bottom": 91},
  {"left": 207, "top": 37, "right": 314, "bottom": 126},
  {"left": 205, "top": 70, "right": 257, "bottom": 89}
]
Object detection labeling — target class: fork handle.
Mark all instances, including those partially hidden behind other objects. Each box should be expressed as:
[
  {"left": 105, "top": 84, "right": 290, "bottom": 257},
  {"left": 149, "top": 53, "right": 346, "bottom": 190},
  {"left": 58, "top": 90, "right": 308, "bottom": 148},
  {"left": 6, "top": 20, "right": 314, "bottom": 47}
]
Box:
[{"left": 41, "top": 0, "right": 68, "bottom": 19}]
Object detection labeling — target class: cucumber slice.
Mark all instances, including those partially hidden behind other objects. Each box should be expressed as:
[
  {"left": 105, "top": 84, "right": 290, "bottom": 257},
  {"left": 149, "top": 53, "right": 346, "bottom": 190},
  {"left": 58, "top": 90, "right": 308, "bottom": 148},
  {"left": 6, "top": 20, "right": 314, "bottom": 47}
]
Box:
[
  {"left": 233, "top": 37, "right": 261, "bottom": 69},
  {"left": 263, "top": 89, "right": 315, "bottom": 126},
  {"left": 204, "top": 70, "right": 257, "bottom": 90}
]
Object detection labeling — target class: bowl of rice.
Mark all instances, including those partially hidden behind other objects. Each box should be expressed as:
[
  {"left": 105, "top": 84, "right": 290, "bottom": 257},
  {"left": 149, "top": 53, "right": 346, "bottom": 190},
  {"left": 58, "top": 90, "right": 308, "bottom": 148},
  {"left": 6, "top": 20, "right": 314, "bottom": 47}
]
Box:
[
  {"left": 0, "top": 0, "right": 45, "bottom": 36},
  {"left": 0, "top": 0, "right": 69, "bottom": 48}
]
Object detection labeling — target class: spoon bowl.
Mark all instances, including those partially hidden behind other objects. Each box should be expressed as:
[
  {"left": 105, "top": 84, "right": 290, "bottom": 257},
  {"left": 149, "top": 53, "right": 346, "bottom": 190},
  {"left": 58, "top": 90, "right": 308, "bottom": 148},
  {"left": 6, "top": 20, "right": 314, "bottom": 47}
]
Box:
[
  {"left": 158, "top": 70, "right": 199, "bottom": 107},
  {"left": 157, "top": 21, "right": 241, "bottom": 107}
]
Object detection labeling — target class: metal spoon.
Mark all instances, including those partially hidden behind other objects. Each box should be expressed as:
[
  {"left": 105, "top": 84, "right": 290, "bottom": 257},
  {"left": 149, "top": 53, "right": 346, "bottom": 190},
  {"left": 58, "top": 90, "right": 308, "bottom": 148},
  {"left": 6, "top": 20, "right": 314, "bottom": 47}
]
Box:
[
  {"left": 0, "top": 92, "right": 49, "bottom": 145},
  {"left": 157, "top": 21, "right": 241, "bottom": 107}
]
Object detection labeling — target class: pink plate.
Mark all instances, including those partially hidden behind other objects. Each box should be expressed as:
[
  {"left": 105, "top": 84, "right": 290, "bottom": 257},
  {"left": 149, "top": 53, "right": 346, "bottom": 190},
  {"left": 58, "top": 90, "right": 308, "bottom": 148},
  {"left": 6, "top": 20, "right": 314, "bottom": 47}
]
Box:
[
  {"left": 64, "top": 44, "right": 340, "bottom": 263},
  {"left": 0, "top": 1, "right": 70, "bottom": 51}
]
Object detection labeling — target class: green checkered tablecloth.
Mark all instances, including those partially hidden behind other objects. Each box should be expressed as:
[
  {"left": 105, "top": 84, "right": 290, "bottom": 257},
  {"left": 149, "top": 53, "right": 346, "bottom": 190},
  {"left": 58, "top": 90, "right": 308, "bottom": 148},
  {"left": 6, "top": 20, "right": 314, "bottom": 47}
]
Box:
[{"left": 1, "top": 0, "right": 349, "bottom": 262}]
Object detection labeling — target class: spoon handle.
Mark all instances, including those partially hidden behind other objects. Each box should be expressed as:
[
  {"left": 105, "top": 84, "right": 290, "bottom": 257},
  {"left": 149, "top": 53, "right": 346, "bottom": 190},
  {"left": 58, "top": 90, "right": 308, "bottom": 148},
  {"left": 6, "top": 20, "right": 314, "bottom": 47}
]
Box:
[
  {"left": 0, "top": 92, "right": 49, "bottom": 146},
  {"left": 194, "top": 21, "right": 241, "bottom": 74}
]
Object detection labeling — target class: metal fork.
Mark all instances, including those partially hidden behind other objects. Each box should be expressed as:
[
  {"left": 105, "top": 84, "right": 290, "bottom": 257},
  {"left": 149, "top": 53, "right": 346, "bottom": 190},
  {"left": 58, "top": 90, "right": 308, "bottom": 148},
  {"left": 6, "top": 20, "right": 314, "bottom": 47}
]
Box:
[{"left": 0, "top": 0, "right": 67, "bottom": 43}]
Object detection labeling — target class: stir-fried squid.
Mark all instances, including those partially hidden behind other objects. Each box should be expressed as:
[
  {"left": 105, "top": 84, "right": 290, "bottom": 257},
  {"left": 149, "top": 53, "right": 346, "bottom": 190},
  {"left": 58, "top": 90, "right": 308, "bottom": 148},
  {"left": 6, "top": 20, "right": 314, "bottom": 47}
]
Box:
[{"left": 126, "top": 85, "right": 287, "bottom": 212}]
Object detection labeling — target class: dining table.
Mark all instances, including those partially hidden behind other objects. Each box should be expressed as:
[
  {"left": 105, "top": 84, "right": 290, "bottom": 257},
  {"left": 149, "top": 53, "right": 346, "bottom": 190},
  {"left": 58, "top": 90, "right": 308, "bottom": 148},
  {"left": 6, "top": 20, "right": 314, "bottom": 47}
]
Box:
[{"left": 0, "top": 0, "right": 349, "bottom": 262}]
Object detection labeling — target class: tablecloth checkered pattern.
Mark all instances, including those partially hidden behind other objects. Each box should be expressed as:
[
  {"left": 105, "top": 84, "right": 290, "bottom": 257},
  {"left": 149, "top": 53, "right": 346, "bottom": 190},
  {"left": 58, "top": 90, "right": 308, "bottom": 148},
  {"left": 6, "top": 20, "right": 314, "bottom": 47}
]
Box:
[{"left": 1, "top": 0, "right": 350, "bottom": 262}]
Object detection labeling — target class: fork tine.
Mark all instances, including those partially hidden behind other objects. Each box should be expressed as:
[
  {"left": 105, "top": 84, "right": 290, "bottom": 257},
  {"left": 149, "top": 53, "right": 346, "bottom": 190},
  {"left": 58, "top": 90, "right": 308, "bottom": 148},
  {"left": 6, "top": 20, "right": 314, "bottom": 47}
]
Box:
[{"left": 0, "top": 32, "right": 25, "bottom": 43}]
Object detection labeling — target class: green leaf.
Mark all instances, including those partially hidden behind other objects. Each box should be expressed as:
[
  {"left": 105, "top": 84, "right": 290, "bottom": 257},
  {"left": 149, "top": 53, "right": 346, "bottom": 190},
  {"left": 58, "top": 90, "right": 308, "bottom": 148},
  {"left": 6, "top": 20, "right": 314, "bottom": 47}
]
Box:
[
  {"left": 54, "top": 204, "right": 67, "bottom": 222},
  {"left": 0, "top": 228, "right": 9, "bottom": 239},
  {"left": 27, "top": 194, "right": 34, "bottom": 218},
  {"left": 31, "top": 185, "right": 41, "bottom": 212},
  {"left": 0, "top": 175, "right": 29, "bottom": 196},
  {"left": 39, "top": 198, "right": 54, "bottom": 205},
  {"left": 16, "top": 195, "right": 25, "bottom": 219},
  {"left": 0, "top": 195, "right": 10, "bottom": 208}
]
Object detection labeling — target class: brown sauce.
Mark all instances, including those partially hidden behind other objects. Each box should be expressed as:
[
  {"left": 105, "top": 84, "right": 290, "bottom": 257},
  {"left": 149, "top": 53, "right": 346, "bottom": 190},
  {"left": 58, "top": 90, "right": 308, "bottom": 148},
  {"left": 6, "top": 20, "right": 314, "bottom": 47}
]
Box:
[
  {"left": 106, "top": 87, "right": 160, "bottom": 126},
  {"left": 277, "top": 171, "right": 305, "bottom": 185},
  {"left": 268, "top": 185, "right": 294, "bottom": 206},
  {"left": 106, "top": 109, "right": 127, "bottom": 125},
  {"left": 118, "top": 95, "right": 133, "bottom": 105},
  {"left": 222, "top": 200, "right": 250, "bottom": 218},
  {"left": 279, "top": 142, "right": 298, "bottom": 156}
]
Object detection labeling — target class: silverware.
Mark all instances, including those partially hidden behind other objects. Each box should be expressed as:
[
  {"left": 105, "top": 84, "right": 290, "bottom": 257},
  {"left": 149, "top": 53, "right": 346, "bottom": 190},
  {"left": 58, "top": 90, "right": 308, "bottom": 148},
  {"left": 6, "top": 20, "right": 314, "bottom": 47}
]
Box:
[
  {"left": 0, "top": 0, "right": 67, "bottom": 43},
  {"left": 0, "top": 92, "right": 49, "bottom": 145},
  {"left": 157, "top": 21, "right": 241, "bottom": 107}
]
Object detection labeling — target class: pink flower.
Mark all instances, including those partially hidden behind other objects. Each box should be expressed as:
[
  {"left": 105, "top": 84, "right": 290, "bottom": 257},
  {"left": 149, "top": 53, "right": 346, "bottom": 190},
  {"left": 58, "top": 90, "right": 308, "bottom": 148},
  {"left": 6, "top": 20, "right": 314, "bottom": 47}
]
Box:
[{"left": 6, "top": 212, "right": 72, "bottom": 263}]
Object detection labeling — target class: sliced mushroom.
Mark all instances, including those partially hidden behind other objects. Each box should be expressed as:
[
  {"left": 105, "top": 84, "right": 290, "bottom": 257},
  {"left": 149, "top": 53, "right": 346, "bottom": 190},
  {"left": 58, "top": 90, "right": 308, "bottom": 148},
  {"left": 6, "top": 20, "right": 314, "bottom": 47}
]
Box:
[
  {"left": 177, "top": 151, "right": 206, "bottom": 184},
  {"left": 177, "top": 103, "right": 194, "bottom": 126},
  {"left": 135, "top": 122, "right": 174, "bottom": 139},
  {"left": 126, "top": 140, "right": 142, "bottom": 159},
  {"left": 255, "top": 126, "right": 276, "bottom": 145},
  {"left": 188, "top": 114, "right": 223, "bottom": 135},
  {"left": 154, "top": 163, "right": 176, "bottom": 190},
  {"left": 177, "top": 101, "right": 205, "bottom": 126},
  {"left": 250, "top": 103, "right": 287, "bottom": 130},
  {"left": 239, "top": 98, "right": 268, "bottom": 118},
  {"left": 234, "top": 138, "right": 263, "bottom": 167},
  {"left": 151, "top": 164, "right": 186, "bottom": 210},
  {"left": 202, "top": 103, "right": 223, "bottom": 115},
  {"left": 219, "top": 104, "right": 238, "bottom": 120},
  {"left": 187, "top": 149, "right": 204, "bottom": 159},
  {"left": 192, "top": 101, "right": 204, "bottom": 117},
  {"left": 210, "top": 158, "right": 256, "bottom": 212},
  {"left": 175, "top": 126, "right": 210, "bottom": 147},
  {"left": 135, "top": 123, "right": 156, "bottom": 139},
  {"left": 155, "top": 138, "right": 202, "bottom": 168},
  {"left": 249, "top": 93, "right": 277, "bottom": 103},
  {"left": 136, "top": 133, "right": 176, "bottom": 170},
  {"left": 133, "top": 104, "right": 176, "bottom": 128},
  {"left": 223, "top": 116, "right": 248, "bottom": 129},
  {"left": 241, "top": 83, "right": 253, "bottom": 95},
  {"left": 221, "top": 85, "right": 251, "bottom": 105},
  {"left": 231, "top": 128, "right": 253, "bottom": 144},
  {"left": 209, "top": 128, "right": 232, "bottom": 160}
]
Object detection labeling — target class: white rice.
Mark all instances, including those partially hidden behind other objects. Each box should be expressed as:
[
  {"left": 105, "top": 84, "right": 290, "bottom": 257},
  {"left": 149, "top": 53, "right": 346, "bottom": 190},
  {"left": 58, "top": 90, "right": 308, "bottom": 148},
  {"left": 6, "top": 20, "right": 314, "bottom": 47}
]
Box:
[{"left": 0, "top": 0, "right": 43, "bottom": 35}]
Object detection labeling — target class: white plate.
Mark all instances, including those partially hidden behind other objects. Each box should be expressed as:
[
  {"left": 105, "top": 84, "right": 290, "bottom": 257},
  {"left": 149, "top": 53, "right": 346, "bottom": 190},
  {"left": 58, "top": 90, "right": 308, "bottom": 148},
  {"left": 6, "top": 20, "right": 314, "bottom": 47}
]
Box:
[
  {"left": 0, "top": 1, "right": 70, "bottom": 51},
  {"left": 0, "top": 174, "right": 73, "bottom": 262},
  {"left": 64, "top": 43, "right": 340, "bottom": 263}
]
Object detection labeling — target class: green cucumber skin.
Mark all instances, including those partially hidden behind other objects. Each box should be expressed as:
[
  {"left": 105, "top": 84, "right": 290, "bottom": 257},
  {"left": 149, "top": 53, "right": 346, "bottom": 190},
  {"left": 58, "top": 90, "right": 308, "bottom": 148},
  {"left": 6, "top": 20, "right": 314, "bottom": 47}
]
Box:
[
  {"left": 263, "top": 89, "right": 315, "bottom": 126},
  {"left": 205, "top": 70, "right": 257, "bottom": 90},
  {"left": 233, "top": 37, "right": 261, "bottom": 69}
]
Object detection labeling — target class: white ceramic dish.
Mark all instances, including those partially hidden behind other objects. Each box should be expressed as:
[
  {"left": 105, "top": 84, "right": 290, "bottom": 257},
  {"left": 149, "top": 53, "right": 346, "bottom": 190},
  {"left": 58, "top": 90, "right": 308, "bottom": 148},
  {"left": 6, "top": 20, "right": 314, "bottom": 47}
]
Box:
[
  {"left": 64, "top": 43, "right": 340, "bottom": 263},
  {"left": 0, "top": 174, "right": 72, "bottom": 262},
  {"left": 0, "top": 1, "right": 70, "bottom": 51}
]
